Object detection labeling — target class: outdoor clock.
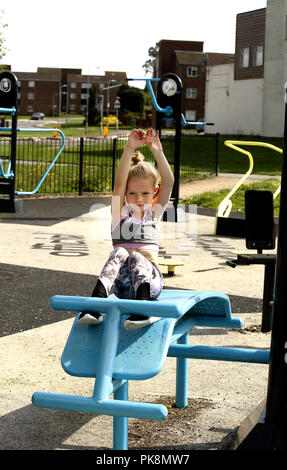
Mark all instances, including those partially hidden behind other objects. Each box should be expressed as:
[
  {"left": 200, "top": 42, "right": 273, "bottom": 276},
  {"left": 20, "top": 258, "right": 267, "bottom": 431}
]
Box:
[{"left": 161, "top": 78, "right": 178, "bottom": 97}]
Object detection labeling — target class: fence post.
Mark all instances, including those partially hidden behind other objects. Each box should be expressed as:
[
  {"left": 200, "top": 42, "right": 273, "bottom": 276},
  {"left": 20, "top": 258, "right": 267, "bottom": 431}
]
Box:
[
  {"left": 79, "top": 137, "right": 84, "bottom": 196},
  {"left": 112, "top": 137, "right": 117, "bottom": 191},
  {"left": 215, "top": 132, "right": 219, "bottom": 176}
]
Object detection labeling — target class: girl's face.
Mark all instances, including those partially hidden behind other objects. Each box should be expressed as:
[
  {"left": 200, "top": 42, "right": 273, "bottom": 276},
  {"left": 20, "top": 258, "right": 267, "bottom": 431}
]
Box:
[{"left": 126, "top": 177, "right": 157, "bottom": 217}]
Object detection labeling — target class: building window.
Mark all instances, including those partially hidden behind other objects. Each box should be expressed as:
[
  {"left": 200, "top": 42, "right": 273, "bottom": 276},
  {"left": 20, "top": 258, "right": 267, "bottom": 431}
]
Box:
[
  {"left": 186, "top": 88, "right": 197, "bottom": 99},
  {"left": 70, "top": 93, "right": 76, "bottom": 100},
  {"left": 240, "top": 47, "right": 249, "bottom": 68},
  {"left": 187, "top": 66, "right": 198, "bottom": 77},
  {"left": 70, "top": 82, "right": 77, "bottom": 88},
  {"left": 28, "top": 81, "right": 35, "bottom": 87},
  {"left": 81, "top": 83, "right": 92, "bottom": 89},
  {"left": 70, "top": 104, "right": 76, "bottom": 111},
  {"left": 27, "top": 93, "right": 35, "bottom": 100},
  {"left": 253, "top": 45, "right": 263, "bottom": 66},
  {"left": 185, "top": 110, "right": 196, "bottom": 121},
  {"left": 27, "top": 105, "right": 33, "bottom": 112}
]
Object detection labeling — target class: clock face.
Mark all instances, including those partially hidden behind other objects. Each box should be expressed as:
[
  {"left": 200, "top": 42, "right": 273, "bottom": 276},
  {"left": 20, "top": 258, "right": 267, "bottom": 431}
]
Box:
[{"left": 161, "top": 78, "right": 177, "bottom": 97}]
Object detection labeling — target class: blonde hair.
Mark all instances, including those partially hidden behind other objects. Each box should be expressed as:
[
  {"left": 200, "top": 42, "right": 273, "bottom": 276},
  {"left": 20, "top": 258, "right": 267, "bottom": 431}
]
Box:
[{"left": 128, "top": 151, "right": 159, "bottom": 188}]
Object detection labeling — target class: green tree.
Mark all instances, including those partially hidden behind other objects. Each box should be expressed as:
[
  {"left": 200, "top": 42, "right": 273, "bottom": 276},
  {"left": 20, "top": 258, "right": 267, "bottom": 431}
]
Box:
[
  {"left": 118, "top": 84, "right": 145, "bottom": 114},
  {"left": 0, "top": 10, "right": 8, "bottom": 61},
  {"left": 87, "top": 83, "right": 100, "bottom": 125},
  {"left": 142, "top": 42, "right": 160, "bottom": 75}
]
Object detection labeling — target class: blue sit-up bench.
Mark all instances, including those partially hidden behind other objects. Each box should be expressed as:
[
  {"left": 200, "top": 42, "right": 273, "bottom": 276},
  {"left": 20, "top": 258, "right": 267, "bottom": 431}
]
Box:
[{"left": 32, "top": 289, "right": 270, "bottom": 450}]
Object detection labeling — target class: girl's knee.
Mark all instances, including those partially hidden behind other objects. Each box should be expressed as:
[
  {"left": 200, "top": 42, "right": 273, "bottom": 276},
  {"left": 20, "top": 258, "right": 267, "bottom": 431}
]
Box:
[
  {"left": 112, "top": 246, "right": 129, "bottom": 259},
  {"left": 128, "top": 250, "right": 145, "bottom": 263}
]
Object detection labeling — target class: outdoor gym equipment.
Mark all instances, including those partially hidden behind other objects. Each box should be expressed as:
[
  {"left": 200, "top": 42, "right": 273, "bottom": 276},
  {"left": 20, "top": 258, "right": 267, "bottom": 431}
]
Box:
[
  {"left": 32, "top": 289, "right": 269, "bottom": 450},
  {"left": 233, "top": 85, "right": 287, "bottom": 449},
  {"left": 0, "top": 71, "right": 65, "bottom": 211},
  {"left": 158, "top": 258, "right": 186, "bottom": 276},
  {"left": 227, "top": 189, "right": 276, "bottom": 333},
  {"left": 128, "top": 74, "right": 213, "bottom": 220},
  {"left": 218, "top": 142, "right": 281, "bottom": 334},
  {"left": 215, "top": 140, "right": 282, "bottom": 237}
]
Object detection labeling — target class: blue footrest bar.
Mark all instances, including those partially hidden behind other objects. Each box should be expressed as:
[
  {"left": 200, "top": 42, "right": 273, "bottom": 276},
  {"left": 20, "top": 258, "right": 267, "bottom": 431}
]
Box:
[
  {"left": 168, "top": 344, "right": 270, "bottom": 363},
  {"left": 32, "top": 392, "right": 168, "bottom": 420}
]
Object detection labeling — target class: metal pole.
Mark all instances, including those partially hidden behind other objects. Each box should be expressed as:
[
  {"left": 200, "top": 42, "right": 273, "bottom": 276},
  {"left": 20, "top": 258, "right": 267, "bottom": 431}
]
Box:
[
  {"left": 175, "top": 332, "right": 189, "bottom": 408},
  {"left": 112, "top": 137, "right": 117, "bottom": 190},
  {"left": 58, "top": 83, "right": 61, "bottom": 128},
  {"left": 113, "top": 380, "right": 129, "bottom": 450},
  {"left": 79, "top": 137, "right": 84, "bottom": 196},
  {"left": 215, "top": 132, "right": 219, "bottom": 176},
  {"left": 173, "top": 113, "right": 181, "bottom": 221},
  {"left": 264, "top": 86, "right": 287, "bottom": 449}
]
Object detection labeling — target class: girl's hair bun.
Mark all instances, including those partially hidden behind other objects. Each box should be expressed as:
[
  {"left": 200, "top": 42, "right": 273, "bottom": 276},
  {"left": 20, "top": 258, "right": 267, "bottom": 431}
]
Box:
[{"left": 131, "top": 151, "right": 144, "bottom": 165}]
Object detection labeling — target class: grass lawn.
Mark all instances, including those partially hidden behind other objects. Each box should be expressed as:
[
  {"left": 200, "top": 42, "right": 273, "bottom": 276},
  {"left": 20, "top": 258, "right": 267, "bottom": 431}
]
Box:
[
  {"left": 182, "top": 179, "right": 281, "bottom": 216},
  {"left": 1, "top": 124, "right": 284, "bottom": 195}
]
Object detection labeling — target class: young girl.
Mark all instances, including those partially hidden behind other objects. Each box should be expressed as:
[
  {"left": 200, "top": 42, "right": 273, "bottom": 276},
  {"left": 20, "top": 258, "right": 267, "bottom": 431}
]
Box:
[{"left": 78, "top": 128, "right": 174, "bottom": 330}]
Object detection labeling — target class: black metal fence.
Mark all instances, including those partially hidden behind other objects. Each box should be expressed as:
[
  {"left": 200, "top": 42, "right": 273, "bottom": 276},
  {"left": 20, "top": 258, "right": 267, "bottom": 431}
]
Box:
[{"left": 0, "top": 132, "right": 219, "bottom": 196}]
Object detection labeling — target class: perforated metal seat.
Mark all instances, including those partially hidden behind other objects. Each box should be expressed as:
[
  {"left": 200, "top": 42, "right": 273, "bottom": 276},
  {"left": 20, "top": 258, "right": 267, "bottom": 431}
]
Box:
[{"left": 59, "top": 289, "right": 239, "bottom": 380}]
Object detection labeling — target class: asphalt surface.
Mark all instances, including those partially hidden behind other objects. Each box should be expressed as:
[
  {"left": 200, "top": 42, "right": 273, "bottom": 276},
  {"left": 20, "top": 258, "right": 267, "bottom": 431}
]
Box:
[{"left": 0, "top": 196, "right": 263, "bottom": 337}]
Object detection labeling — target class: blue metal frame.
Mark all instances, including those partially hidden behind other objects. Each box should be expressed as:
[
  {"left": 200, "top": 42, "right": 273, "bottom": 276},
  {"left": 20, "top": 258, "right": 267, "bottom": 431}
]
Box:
[
  {"left": 0, "top": 127, "right": 65, "bottom": 194},
  {"left": 32, "top": 290, "right": 270, "bottom": 450},
  {"left": 128, "top": 77, "right": 210, "bottom": 127},
  {"left": 0, "top": 157, "right": 13, "bottom": 178},
  {"left": 0, "top": 106, "right": 16, "bottom": 115}
]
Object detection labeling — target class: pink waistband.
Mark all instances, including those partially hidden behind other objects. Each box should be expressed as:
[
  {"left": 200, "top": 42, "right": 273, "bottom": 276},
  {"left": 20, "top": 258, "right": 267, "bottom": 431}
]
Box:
[{"left": 114, "top": 242, "right": 159, "bottom": 252}]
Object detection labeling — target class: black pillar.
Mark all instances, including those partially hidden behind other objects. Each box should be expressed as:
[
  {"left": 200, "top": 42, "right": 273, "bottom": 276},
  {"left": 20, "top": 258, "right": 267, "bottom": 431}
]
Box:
[
  {"left": 264, "top": 90, "right": 287, "bottom": 449},
  {"left": 155, "top": 74, "right": 182, "bottom": 221},
  {"left": 0, "top": 71, "right": 18, "bottom": 212}
]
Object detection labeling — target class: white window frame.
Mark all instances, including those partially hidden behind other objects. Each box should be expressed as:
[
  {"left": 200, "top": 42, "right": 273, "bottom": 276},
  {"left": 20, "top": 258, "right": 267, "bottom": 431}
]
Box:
[
  {"left": 240, "top": 47, "right": 249, "bottom": 68},
  {"left": 185, "top": 110, "right": 196, "bottom": 121},
  {"left": 70, "top": 82, "right": 77, "bottom": 88},
  {"left": 27, "top": 93, "right": 35, "bottom": 100},
  {"left": 253, "top": 45, "right": 263, "bottom": 66},
  {"left": 70, "top": 93, "right": 77, "bottom": 100},
  {"left": 187, "top": 66, "right": 198, "bottom": 77},
  {"left": 186, "top": 88, "right": 197, "bottom": 99},
  {"left": 28, "top": 80, "right": 35, "bottom": 87}
]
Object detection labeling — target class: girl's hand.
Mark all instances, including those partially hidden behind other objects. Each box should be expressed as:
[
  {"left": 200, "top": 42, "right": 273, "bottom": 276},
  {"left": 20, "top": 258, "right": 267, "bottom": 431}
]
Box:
[
  {"left": 127, "top": 129, "right": 146, "bottom": 150},
  {"left": 145, "top": 128, "right": 163, "bottom": 154}
]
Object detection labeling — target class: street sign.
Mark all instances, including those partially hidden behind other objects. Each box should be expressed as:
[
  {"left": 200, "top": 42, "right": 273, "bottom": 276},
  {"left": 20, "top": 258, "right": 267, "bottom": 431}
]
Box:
[{"left": 114, "top": 97, "right": 120, "bottom": 109}]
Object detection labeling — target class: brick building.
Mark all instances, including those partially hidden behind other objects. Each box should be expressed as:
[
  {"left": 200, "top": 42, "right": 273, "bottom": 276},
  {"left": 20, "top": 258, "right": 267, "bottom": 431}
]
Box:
[
  {"left": 204, "top": 4, "right": 286, "bottom": 137},
  {"left": 66, "top": 71, "right": 126, "bottom": 116},
  {"left": 234, "top": 8, "right": 266, "bottom": 80},
  {"left": 156, "top": 39, "right": 234, "bottom": 123},
  {"left": 8, "top": 67, "right": 127, "bottom": 116}
]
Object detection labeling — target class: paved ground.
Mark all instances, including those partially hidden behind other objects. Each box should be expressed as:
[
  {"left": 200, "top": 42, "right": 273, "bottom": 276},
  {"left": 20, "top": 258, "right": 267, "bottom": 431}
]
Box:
[{"left": 0, "top": 184, "right": 274, "bottom": 452}]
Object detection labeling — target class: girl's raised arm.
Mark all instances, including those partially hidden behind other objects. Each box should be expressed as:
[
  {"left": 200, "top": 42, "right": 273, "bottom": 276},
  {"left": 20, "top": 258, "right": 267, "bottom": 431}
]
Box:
[
  {"left": 145, "top": 129, "right": 174, "bottom": 217},
  {"left": 111, "top": 129, "right": 146, "bottom": 227}
]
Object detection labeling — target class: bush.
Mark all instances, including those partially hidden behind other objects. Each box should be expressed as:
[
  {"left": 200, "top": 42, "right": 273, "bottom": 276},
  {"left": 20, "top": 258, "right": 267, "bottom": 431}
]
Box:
[{"left": 102, "top": 115, "right": 120, "bottom": 126}]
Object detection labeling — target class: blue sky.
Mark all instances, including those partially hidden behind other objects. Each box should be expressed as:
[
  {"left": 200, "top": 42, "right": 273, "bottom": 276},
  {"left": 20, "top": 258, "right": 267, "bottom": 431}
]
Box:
[{"left": 3, "top": 0, "right": 266, "bottom": 88}]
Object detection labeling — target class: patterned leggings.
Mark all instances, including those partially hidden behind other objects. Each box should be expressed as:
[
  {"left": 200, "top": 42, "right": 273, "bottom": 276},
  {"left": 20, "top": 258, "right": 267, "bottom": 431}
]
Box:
[{"left": 98, "top": 247, "right": 163, "bottom": 299}]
